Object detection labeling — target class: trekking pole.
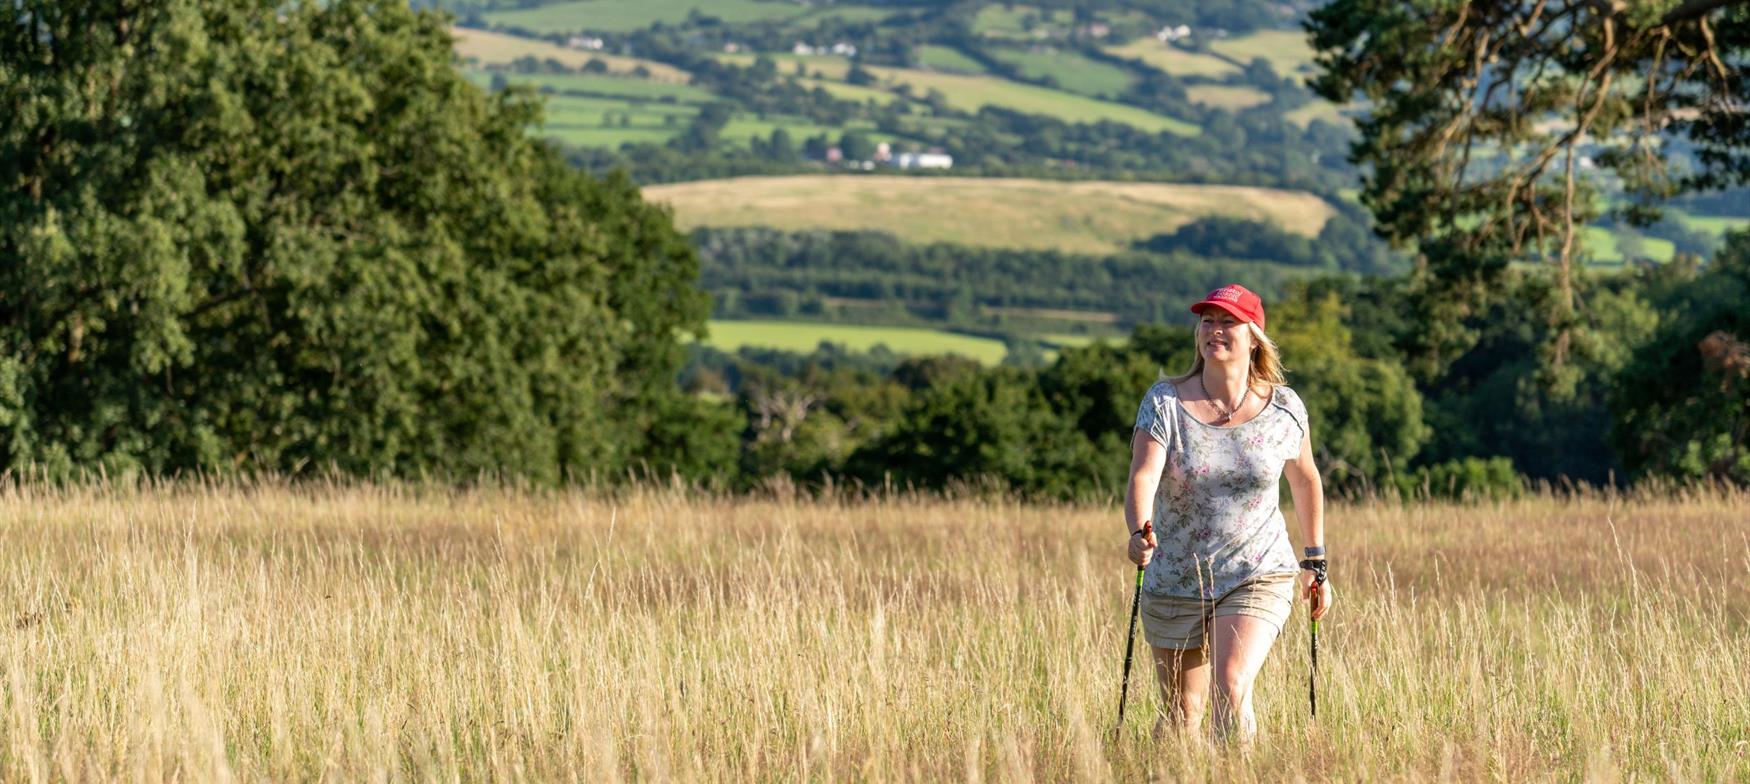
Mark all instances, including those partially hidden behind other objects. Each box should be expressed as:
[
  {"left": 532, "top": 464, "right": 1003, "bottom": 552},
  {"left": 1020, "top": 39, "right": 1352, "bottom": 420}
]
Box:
[
  {"left": 1116, "top": 522, "right": 1152, "bottom": 734},
  {"left": 1305, "top": 563, "right": 1327, "bottom": 718},
  {"left": 1309, "top": 616, "right": 1319, "bottom": 718}
]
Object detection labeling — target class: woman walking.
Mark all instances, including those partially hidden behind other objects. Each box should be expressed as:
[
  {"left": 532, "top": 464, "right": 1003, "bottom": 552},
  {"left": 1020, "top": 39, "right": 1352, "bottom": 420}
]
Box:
[{"left": 1124, "top": 284, "right": 1332, "bottom": 743}]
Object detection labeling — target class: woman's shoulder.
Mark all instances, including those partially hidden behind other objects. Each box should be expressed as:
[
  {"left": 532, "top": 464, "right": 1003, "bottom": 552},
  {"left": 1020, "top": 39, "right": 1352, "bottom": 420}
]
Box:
[
  {"left": 1145, "top": 378, "right": 1182, "bottom": 400},
  {"left": 1134, "top": 378, "right": 1181, "bottom": 435},
  {"left": 1269, "top": 385, "right": 1309, "bottom": 432}
]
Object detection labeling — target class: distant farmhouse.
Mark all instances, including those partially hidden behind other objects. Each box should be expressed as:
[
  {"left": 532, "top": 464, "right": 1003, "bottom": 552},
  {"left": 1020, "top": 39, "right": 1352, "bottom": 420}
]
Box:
[
  {"left": 824, "top": 142, "right": 953, "bottom": 170},
  {"left": 1156, "top": 24, "right": 1192, "bottom": 43},
  {"left": 893, "top": 151, "right": 953, "bottom": 170},
  {"left": 792, "top": 41, "right": 858, "bottom": 57}
]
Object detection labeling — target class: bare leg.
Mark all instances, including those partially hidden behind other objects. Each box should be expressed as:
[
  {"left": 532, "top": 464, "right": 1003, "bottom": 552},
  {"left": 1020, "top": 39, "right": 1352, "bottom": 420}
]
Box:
[
  {"left": 1207, "top": 614, "right": 1280, "bottom": 745},
  {"left": 1149, "top": 644, "right": 1209, "bottom": 739}
]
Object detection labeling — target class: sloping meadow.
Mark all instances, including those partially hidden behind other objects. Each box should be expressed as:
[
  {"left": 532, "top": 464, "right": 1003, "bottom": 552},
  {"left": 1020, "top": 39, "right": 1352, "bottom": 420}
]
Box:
[{"left": 0, "top": 478, "right": 1744, "bottom": 780}]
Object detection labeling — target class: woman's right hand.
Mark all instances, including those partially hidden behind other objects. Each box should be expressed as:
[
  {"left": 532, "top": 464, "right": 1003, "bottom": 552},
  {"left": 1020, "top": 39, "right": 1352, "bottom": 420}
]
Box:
[{"left": 1128, "top": 523, "right": 1156, "bottom": 567}]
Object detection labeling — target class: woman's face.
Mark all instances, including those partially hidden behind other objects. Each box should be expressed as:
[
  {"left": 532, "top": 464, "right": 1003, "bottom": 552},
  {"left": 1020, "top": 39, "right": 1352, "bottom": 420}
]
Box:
[{"left": 1197, "top": 309, "right": 1253, "bottom": 364}]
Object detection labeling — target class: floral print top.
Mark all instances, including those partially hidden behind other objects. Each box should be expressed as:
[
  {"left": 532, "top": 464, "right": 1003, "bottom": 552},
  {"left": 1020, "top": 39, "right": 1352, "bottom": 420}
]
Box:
[{"left": 1133, "top": 379, "right": 1309, "bottom": 600}]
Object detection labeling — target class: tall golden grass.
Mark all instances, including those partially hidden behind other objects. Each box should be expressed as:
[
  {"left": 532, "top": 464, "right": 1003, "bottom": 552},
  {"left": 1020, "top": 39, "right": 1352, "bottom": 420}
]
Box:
[{"left": 0, "top": 478, "right": 1745, "bottom": 780}]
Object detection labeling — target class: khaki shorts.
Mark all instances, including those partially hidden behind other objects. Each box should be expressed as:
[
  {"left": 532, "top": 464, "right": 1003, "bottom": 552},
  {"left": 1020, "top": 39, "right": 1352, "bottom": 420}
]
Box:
[{"left": 1140, "top": 572, "right": 1297, "bottom": 650}]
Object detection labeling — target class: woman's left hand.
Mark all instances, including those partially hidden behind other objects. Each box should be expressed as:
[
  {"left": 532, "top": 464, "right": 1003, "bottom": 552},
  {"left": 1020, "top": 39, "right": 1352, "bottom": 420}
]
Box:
[{"left": 1299, "top": 570, "right": 1332, "bottom": 621}]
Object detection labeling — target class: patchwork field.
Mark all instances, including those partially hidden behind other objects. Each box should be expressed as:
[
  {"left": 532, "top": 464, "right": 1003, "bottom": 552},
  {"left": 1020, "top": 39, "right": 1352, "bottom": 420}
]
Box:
[
  {"left": 915, "top": 44, "right": 988, "bottom": 74},
  {"left": 706, "top": 319, "right": 1009, "bottom": 364},
  {"left": 1678, "top": 212, "right": 1750, "bottom": 238},
  {"left": 1209, "top": 30, "right": 1318, "bottom": 78},
  {"left": 796, "top": 78, "right": 900, "bottom": 105},
  {"left": 644, "top": 175, "right": 1338, "bottom": 254},
  {"left": 864, "top": 66, "right": 1199, "bottom": 136},
  {"left": 719, "top": 116, "right": 906, "bottom": 148},
  {"left": 1284, "top": 100, "right": 1348, "bottom": 128},
  {"left": 2, "top": 481, "right": 1742, "bottom": 779},
  {"left": 972, "top": 4, "right": 1073, "bottom": 38},
  {"left": 449, "top": 26, "right": 689, "bottom": 82},
  {"left": 482, "top": 0, "right": 806, "bottom": 33},
  {"left": 986, "top": 47, "right": 1135, "bottom": 98},
  {"left": 1583, "top": 226, "right": 1678, "bottom": 264},
  {"left": 782, "top": 3, "right": 897, "bottom": 28},
  {"left": 1186, "top": 85, "right": 1273, "bottom": 110},
  {"left": 464, "top": 70, "right": 714, "bottom": 102},
  {"left": 715, "top": 52, "right": 853, "bottom": 80},
  {"left": 1105, "top": 39, "right": 1240, "bottom": 78},
  {"left": 537, "top": 93, "right": 698, "bottom": 147}
]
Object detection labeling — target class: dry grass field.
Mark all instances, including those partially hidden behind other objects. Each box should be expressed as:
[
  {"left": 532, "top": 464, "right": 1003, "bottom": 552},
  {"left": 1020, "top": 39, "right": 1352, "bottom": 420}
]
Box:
[
  {"left": 1186, "top": 85, "right": 1273, "bottom": 111},
  {"left": 449, "top": 27, "right": 690, "bottom": 83},
  {"left": 644, "top": 175, "right": 1336, "bottom": 254},
  {"left": 713, "top": 52, "right": 854, "bottom": 80},
  {"left": 1286, "top": 100, "right": 1350, "bottom": 128},
  {"left": 1104, "top": 39, "right": 1241, "bottom": 79},
  {"left": 1209, "top": 30, "right": 1319, "bottom": 78},
  {"left": 0, "top": 478, "right": 1745, "bottom": 780}
]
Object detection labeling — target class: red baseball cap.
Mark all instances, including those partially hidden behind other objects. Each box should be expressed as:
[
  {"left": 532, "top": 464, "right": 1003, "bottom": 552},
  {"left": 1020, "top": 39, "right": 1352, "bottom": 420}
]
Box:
[{"left": 1190, "top": 284, "right": 1266, "bottom": 331}]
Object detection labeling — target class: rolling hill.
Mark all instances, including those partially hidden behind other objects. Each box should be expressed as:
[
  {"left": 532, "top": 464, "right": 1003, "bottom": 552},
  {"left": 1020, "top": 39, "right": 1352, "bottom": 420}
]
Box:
[{"left": 644, "top": 175, "right": 1337, "bottom": 254}]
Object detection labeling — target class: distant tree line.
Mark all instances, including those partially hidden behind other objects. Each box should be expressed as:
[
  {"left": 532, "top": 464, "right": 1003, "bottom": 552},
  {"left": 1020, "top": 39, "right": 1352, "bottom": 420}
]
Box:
[
  {"left": 1136, "top": 209, "right": 1402, "bottom": 274},
  {"left": 679, "top": 235, "right": 1750, "bottom": 497},
  {"left": 691, "top": 227, "right": 1345, "bottom": 330}
]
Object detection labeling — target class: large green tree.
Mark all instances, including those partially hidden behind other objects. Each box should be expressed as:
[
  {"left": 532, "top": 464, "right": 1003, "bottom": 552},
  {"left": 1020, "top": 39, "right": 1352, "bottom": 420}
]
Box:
[
  {"left": 0, "top": 0, "right": 708, "bottom": 481},
  {"left": 1307, "top": 0, "right": 1748, "bottom": 388},
  {"left": 1611, "top": 234, "right": 1750, "bottom": 483}
]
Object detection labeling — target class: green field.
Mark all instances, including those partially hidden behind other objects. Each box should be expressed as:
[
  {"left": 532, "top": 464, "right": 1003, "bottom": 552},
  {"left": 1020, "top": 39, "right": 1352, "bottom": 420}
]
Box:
[
  {"left": 1210, "top": 30, "right": 1317, "bottom": 77},
  {"left": 645, "top": 175, "right": 1336, "bottom": 254},
  {"left": 972, "top": 4, "right": 1072, "bottom": 38},
  {"left": 783, "top": 3, "right": 897, "bottom": 28},
  {"left": 538, "top": 93, "right": 697, "bottom": 147},
  {"left": 706, "top": 320, "right": 1009, "bottom": 364},
  {"left": 543, "top": 126, "right": 682, "bottom": 147},
  {"left": 1582, "top": 226, "right": 1677, "bottom": 264},
  {"left": 865, "top": 66, "right": 1198, "bottom": 136},
  {"left": 1040, "top": 333, "right": 1115, "bottom": 349},
  {"left": 1104, "top": 39, "right": 1239, "bottom": 78},
  {"left": 484, "top": 0, "right": 805, "bottom": 33},
  {"left": 716, "top": 52, "right": 853, "bottom": 80},
  {"left": 720, "top": 116, "right": 905, "bottom": 148},
  {"left": 1284, "top": 100, "right": 1348, "bottom": 128},
  {"left": 449, "top": 27, "right": 689, "bottom": 82},
  {"left": 915, "top": 45, "right": 987, "bottom": 74},
  {"left": 986, "top": 47, "right": 1133, "bottom": 98},
  {"left": 796, "top": 77, "right": 899, "bottom": 105},
  {"left": 466, "top": 69, "right": 715, "bottom": 102},
  {"left": 541, "top": 93, "right": 700, "bottom": 119},
  {"left": 1677, "top": 212, "right": 1749, "bottom": 238},
  {"left": 1186, "top": 84, "right": 1272, "bottom": 110}
]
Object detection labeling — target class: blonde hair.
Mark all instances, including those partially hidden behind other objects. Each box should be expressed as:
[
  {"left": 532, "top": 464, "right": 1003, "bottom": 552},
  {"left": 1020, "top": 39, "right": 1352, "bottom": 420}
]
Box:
[{"left": 1169, "top": 321, "right": 1286, "bottom": 392}]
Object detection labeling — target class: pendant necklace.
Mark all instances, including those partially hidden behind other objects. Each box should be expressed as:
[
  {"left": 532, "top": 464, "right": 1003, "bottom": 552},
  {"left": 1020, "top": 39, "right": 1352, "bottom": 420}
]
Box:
[{"left": 1199, "top": 377, "right": 1249, "bottom": 425}]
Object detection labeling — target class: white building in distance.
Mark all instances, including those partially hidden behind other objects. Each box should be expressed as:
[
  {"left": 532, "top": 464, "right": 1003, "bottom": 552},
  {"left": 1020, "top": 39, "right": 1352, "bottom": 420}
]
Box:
[
  {"left": 893, "top": 152, "right": 953, "bottom": 170},
  {"left": 1156, "top": 25, "right": 1192, "bottom": 43}
]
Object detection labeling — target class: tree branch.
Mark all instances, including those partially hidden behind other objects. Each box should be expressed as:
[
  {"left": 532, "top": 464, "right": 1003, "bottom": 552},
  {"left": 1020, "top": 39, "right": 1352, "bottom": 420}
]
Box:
[{"left": 1661, "top": 0, "right": 1750, "bottom": 27}]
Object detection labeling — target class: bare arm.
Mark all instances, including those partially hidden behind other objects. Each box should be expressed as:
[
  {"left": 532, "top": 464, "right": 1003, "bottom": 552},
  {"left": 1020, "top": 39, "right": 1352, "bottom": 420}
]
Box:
[
  {"left": 1284, "top": 430, "right": 1331, "bottom": 619},
  {"left": 1283, "top": 431, "right": 1324, "bottom": 551},
  {"left": 1124, "top": 431, "right": 1166, "bottom": 565}
]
